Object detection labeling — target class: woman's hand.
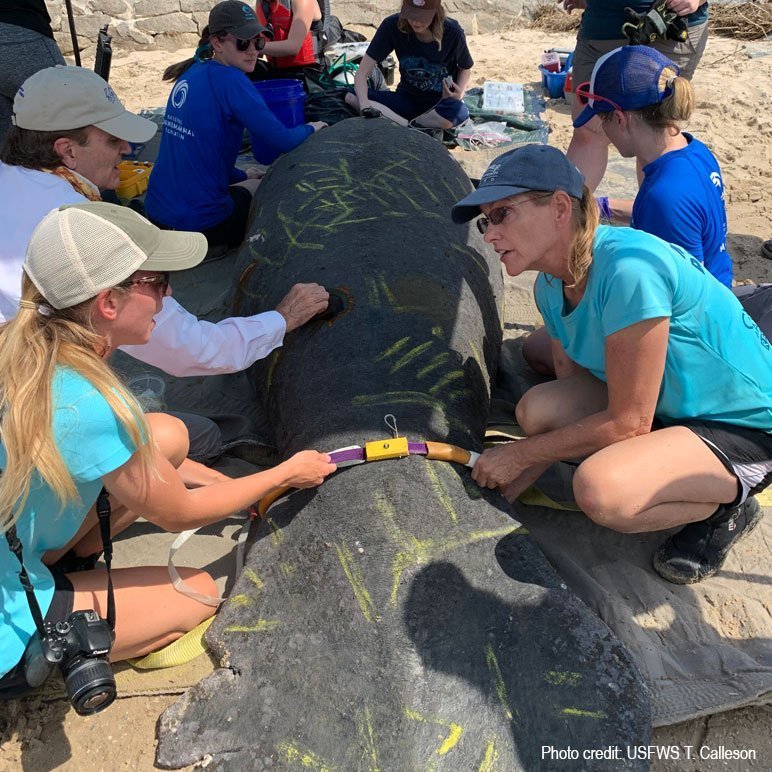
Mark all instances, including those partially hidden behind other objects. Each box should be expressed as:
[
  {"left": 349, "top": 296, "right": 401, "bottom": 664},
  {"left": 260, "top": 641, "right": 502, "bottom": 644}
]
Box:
[
  {"left": 278, "top": 450, "right": 337, "bottom": 488},
  {"left": 666, "top": 0, "right": 702, "bottom": 15},
  {"left": 244, "top": 165, "right": 266, "bottom": 180},
  {"left": 442, "top": 78, "right": 464, "bottom": 100},
  {"left": 471, "top": 444, "right": 529, "bottom": 490},
  {"left": 309, "top": 121, "right": 328, "bottom": 133},
  {"left": 560, "top": 0, "right": 586, "bottom": 12}
]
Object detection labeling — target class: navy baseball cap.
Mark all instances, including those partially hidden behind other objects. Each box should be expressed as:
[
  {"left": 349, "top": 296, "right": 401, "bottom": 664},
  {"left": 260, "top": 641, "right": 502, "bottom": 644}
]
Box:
[
  {"left": 451, "top": 144, "right": 585, "bottom": 223},
  {"left": 209, "top": 1, "right": 268, "bottom": 39},
  {"left": 573, "top": 45, "right": 680, "bottom": 128}
]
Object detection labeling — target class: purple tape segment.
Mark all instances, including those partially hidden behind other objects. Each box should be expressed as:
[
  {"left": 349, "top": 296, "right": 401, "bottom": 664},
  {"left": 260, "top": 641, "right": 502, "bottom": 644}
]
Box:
[{"left": 328, "top": 443, "right": 429, "bottom": 465}]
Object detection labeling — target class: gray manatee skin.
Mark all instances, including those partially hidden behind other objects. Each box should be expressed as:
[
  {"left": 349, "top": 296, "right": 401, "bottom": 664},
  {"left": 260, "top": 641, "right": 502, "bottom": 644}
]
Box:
[{"left": 155, "top": 121, "right": 650, "bottom": 770}]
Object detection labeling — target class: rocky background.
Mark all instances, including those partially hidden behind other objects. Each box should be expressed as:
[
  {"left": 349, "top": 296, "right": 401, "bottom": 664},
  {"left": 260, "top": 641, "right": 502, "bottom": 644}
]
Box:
[{"left": 45, "top": 0, "right": 532, "bottom": 55}]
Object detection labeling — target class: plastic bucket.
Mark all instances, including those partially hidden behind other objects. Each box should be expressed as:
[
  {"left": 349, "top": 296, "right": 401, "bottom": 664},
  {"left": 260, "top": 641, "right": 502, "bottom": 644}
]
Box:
[
  {"left": 539, "top": 66, "right": 568, "bottom": 99},
  {"left": 251, "top": 79, "right": 306, "bottom": 164}
]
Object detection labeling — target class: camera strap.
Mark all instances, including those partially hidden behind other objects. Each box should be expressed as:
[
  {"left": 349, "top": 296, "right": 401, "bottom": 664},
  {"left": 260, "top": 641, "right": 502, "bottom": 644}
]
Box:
[{"left": 4, "top": 486, "right": 116, "bottom": 635}]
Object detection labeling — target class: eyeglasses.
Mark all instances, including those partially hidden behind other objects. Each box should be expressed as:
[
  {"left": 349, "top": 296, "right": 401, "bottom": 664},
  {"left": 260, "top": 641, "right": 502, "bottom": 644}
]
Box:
[
  {"left": 574, "top": 82, "right": 622, "bottom": 112},
  {"left": 116, "top": 272, "right": 170, "bottom": 296},
  {"left": 233, "top": 35, "right": 266, "bottom": 52},
  {"left": 476, "top": 193, "right": 553, "bottom": 234}
]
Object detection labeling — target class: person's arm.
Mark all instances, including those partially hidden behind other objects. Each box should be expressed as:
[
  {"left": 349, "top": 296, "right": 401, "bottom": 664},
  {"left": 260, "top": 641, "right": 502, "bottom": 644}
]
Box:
[
  {"left": 598, "top": 196, "right": 633, "bottom": 225},
  {"left": 665, "top": 0, "right": 707, "bottom": 16},
  {"left": 559, "top": 0, "right": 587, "bottom": 13},
  {"left": 120, "top": 284, "right": 328, "bottom": 377},
  {"left": 353, "top": 54, "right": 378, "bottom": 112},
  {"left": 444, "top": 67, "right": 471, "bottom": 100},
  {"left": 551, "top": 337, "right": 585, "bottom": 379},
  {"left": 261, "top": 0, "right": 318, "bottom": 58},
  {"left": 472, "top": 317, "right": 669, "bottom": 492},
  {"left": 102, "top": 444, "right": 336, "bottom": 532}
]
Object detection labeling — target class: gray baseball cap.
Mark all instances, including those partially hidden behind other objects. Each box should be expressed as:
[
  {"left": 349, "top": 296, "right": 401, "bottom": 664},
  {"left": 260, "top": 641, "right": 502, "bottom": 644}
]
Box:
[
  {"left": 451, "top": 144, "right": 585, "bottom": 223},
  {"left": 12, "top": 66, "right": 157, "bottom": 143},
  {"left": 208, "top": 1, "right": 268, "bottom": 38}
]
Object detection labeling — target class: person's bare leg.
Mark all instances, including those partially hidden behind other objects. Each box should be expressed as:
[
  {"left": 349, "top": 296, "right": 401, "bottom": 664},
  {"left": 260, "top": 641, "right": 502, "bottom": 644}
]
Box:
[
  {"left": 573, "top": 426, "right": 738, "bottom": 533},
  {"left": 70, "top": 566, "right": 218, "bottom": 660},
  {"left": 501, "top": 371, "right": 609, "bottom": 501},
  {"left": 521, "top": 326, "right": 555, "bottom": 377},
  {"left": 566, "top": 97, "right": 611, "bottom": 192},
  {"left": 411, "top": 108, "right": 452, "bottom": 130}
]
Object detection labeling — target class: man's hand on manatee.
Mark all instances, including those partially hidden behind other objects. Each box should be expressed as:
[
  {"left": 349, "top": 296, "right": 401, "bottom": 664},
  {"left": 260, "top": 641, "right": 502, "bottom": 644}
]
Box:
[
  {"left": 276, "top": 283, "right": 330, "bottom": 332},
  {"left": 471, "top": 443, "right": 528, "bottom": 490},
  {"left": 279, "top": 451, "right": 337, "bottom": 488}
]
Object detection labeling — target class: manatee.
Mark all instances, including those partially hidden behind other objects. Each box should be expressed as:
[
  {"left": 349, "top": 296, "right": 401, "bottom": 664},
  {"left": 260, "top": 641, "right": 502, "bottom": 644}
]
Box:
[{"left": 155, "top": 120, "right": 650, "bottom": 770}]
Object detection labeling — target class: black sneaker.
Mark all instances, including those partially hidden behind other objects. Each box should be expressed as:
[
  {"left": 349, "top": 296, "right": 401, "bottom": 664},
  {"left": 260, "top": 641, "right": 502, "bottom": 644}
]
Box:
[{"left": 653, "top": 497, "right": 763, "bottom": 585}]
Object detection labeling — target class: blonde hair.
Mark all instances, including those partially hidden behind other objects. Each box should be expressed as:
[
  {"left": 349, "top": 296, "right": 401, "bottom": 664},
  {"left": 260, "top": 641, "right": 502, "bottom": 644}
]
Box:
[
  {"left": 0, "top": 275, "right": 153, "bottom": 534},
  {"left": 397, "top": 4, "right": 447, "bottom": 49},
  {"left": 528, "top": 186, "right": 599, "bottom": 287}
]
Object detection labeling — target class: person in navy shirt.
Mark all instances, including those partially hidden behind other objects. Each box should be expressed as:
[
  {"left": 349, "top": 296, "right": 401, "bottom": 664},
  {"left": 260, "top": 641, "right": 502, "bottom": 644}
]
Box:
[
  {"left": 345, "top": 0, "right": 473, "bottom": 129},
  {"left": 574, "top": 45, "right": 732, "bottom": 287},
  {"left": 145, "top": 1, "right": 326, "bottom": 251}
]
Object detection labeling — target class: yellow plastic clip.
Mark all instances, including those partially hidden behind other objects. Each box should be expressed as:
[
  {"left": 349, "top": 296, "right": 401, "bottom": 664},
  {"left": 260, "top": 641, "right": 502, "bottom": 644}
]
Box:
[{"left": 365, "top": 436, "right": 409, "bottom": 462}]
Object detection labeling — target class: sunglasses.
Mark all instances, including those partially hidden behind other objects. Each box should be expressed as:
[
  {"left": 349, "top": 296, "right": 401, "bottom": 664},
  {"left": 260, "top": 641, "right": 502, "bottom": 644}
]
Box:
[
  {"left": 233, "top": 35, "right": 266, "bottom": 52},
  {"left": 574, "top": 82, "right": 622, "bottom": 112},
  {"left": 116, "top": 272, "right": 170, "bottom": 295},
  {"left": 476, "top": 193, "right": 553, "bottom": 234}
]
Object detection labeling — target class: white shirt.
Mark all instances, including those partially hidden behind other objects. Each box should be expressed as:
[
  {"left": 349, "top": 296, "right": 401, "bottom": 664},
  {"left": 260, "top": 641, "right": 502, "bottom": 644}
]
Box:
[{"left": 0, "top": 162, "right": 286, "bottom": 374}]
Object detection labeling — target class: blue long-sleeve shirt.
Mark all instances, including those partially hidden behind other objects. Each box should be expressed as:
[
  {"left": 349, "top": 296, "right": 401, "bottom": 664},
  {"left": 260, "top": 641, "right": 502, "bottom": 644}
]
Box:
[{"left": 145, "top": 60, "right": 312, "bottom": 230}]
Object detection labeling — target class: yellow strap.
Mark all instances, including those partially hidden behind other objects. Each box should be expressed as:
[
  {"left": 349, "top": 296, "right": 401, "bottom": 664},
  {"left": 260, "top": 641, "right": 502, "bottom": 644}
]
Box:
[{"left": 128, "top": 616, "right": 214, "bottom": 670}]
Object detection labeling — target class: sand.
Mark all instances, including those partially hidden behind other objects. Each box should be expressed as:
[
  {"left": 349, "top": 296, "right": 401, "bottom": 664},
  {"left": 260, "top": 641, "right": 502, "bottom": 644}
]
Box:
[{"left": 1, "top": 25, "right": 771, "bottom": 772}]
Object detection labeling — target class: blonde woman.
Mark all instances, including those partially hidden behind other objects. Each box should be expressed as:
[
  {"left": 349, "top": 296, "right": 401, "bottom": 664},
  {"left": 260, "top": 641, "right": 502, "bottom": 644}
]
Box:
[
  {"left": 0, "top": 202, "right": 334, "bottom": 694},
  {"left": 451, "top": 144, "right": 771, "bottom": 585},
  {"left": 345, "top": 0, "right": 472, "bottom": 129}
]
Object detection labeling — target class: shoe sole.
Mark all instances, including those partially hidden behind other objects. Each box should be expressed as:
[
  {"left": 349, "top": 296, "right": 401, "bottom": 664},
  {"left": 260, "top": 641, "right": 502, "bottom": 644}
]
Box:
[{"left": 653, "top": 499, "right": 764, "bottom": 585}]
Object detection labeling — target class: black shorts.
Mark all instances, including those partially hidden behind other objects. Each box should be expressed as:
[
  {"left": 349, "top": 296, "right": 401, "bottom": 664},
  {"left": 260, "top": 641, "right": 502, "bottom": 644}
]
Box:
[
  {"left": 201, "top": 186, "right": 254, "bottom": 250},
  {"left": 0, "top": 569, "right": 74, "bottom": 698},
  {"left": 680, "top": 419, "right": 772, "bottom": 506}
]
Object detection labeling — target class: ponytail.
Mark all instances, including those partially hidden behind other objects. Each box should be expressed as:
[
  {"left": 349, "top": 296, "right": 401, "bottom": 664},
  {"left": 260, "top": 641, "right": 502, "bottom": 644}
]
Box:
[
  {"left": 163, "top": 26, "right": 215, "bottom": 82},
  {"left": 635, "top": 70, "right": 694, "bottom": 132},
  {"left": 566, "top": 186, "right": 599, "bottom": 287}
]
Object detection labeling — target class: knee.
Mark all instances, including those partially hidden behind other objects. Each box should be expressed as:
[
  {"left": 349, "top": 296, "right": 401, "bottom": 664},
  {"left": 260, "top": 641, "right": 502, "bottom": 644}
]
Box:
[
  {"left": 573, "top": 457, "right": 639, "bottom": 533},
  {"left": 177, "top": 568, "right": 219, "bottom": 622},
  {"left": 146, "top": 412, "right": 189, "bottom": 468},
  {"left": 515, "top": 385, "right": 553, "bottom": 436}
]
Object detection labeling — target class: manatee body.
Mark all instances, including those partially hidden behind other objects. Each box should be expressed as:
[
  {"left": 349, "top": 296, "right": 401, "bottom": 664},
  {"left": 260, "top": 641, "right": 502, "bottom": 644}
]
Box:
[{"left": 156, "top": 120, "right": 650, "bottom": 770}]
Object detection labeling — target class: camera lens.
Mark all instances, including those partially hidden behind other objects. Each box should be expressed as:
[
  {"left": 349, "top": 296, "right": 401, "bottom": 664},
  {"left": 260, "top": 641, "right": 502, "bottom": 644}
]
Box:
[{"left": 64, "top": 657, "right": 117, "bottom": 716}]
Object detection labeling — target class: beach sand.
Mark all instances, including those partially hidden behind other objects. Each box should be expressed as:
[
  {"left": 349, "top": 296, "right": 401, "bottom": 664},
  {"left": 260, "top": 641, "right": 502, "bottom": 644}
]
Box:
[{"left": 1, "top": 26, "right": 770, "bottom": 771}]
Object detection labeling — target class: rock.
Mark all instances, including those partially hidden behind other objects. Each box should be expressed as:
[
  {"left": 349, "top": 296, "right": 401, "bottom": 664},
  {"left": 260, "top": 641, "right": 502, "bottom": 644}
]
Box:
[
  {"left": 134, "top": 0, "right": 181, "bottom": 17},
  {"left": 136, "top": 12, "right": 197, "bottom": 35}
]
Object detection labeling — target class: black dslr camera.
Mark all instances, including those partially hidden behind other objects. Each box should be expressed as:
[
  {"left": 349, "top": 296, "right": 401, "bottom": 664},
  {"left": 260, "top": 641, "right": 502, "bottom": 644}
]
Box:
[{"left": 24, "top": 609, "right": 116, "bottom": 716}]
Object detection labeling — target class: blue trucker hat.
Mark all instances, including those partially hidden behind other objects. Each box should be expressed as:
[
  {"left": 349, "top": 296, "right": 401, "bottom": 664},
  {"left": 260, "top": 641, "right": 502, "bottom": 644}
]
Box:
[
  {"left": 573, "top": 45, "right": 680, "bottom": 128},
  {"left": 451, "top": 144, "right": 585, "bottom": 223}
]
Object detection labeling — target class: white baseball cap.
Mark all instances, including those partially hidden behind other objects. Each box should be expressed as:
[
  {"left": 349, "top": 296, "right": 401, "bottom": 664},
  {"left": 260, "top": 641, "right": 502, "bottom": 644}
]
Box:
[
  {"left": 12, "top": 65, "right": 157, "bottom": 143},
  {"left": 24, "top": 202, "right": 207, "bottom": 310}
]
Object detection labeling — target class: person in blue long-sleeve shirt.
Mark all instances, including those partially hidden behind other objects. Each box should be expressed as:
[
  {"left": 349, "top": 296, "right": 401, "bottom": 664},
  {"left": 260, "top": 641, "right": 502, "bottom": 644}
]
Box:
[{"left": 145, "top": 1, "right": 326, "bottom": 250}]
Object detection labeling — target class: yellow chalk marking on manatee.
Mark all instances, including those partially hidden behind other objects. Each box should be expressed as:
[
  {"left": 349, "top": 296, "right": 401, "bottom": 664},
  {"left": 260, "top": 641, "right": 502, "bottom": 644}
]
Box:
[
  {"left": 486, "top": 645, "right": 516, "bottom": 722},
  {"left": 374, "top": 493, "right": 517, "bottom": 606},
  {"left": 425, "top": 463, "right": 458, "bottom": 524},
  {"left": 366, "top": 277, "right": 381, "bottom": 308},
  {"left": 242, "top": 568, "right": 264, "bottom": 591},
  {"left": 478, "top": 740, "right": 500, "bottom": 772},
  {"left": 561, "top": 708, "right": 607, "bottom": 719},
  {"left": 266, "top": 518, "right": 285, "bottom": 547},
  {"left": 356, "top": 707, "right": 380, "bottom": 771},
  {"left": 279, "top": 562, "right": 296, "bottom": 578},
  {"left": 335, "top": 543, "right": 381, "bottom": 623},
  {"left": 467, "top": 338, "right": 485, "bottom": 375},
  {"left": 431, "top": 325, "right": 444, "bottom": 338},
  {"left": 429, "top": 370, "right": 465, "bottom": 395},
  {"left": 379, "top": 276, "right": 396, "bottom": 305},
  {"left": 404, "top": 708, "right": 463, "bottom": 756},
  {"left": 276, "top": 209, "right": 325, "bottom": 251},
  {"left": 225, "top": 619, "right": 281, "bottom": 633},
  {"left": 450, "top": 242, "right": 488, "bottom": 277},
  {"left": 417, "top": 353, "right": 450, "bottom": 380},
  {"left": 390, "top": 342, "right": 433, "bottom": 374},
  {"left": 545, "top": 671, "right": 582, "bottom": 687},
  {"left": 228, "top": 594, "right": 252, "bottom": 608},
  {"left": 276, "top": 741, "right": 334, "bottom": 771},
  {"left": 376, "top": 336, "right": 411, "bottom": 361}
]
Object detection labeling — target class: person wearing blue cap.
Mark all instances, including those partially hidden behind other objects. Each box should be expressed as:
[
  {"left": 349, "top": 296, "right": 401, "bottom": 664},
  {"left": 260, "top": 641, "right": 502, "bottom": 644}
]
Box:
[
  {"left": 561, "top": 0, "right": 709, "bottom": 191},
  {"left": 451, "top": 143, "right": 771, "bottom": 585},
  {"left": 574, "top": 45, "right": 732, "bottom": 288}
]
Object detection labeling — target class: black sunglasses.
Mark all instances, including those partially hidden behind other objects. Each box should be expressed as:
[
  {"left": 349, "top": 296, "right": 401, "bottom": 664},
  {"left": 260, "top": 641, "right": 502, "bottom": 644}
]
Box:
[
  {"left": 234, "top": 35, "right": 266, "bottom": 52},
  {"left": 116, "top": 272, "right": 170, "bottom": 295}
]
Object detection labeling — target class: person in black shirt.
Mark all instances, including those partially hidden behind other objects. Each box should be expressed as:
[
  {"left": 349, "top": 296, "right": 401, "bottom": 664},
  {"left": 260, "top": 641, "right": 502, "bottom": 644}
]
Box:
[
  {"left": 346, "top": 0, "right": 473, "bottom": 129},
  {"left": 0, "top": 1, "right": 66, "bottom": 142}
]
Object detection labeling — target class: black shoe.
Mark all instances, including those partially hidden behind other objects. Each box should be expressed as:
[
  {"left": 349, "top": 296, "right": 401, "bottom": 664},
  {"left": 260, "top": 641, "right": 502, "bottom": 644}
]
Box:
[
  {"left": 53, "top": 549, "right": 103, "bottom": 574},
  {"left": 653, "top": 497, "right": 763, "bottom": 585}
]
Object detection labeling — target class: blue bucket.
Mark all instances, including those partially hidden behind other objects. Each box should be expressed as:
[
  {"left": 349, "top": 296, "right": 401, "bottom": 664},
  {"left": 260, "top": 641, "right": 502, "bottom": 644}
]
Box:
[
  {"left": 539, "top": 66, "right": 568, "bottom": 99},
  {"left": 251, "top": 79, "right": 306, "bottom": 164}
]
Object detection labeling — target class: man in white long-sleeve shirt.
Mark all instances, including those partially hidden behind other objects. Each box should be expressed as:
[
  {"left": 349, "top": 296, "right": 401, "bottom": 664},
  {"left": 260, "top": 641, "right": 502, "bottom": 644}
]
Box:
[{"left": 0, "top": 66, "right": 328, "bottom": 467}]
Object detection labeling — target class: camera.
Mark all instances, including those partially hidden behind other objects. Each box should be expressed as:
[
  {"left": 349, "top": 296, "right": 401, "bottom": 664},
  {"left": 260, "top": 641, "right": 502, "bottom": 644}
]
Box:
[{"left": 23, "top": 609, "right": 116, "bottom": 715}]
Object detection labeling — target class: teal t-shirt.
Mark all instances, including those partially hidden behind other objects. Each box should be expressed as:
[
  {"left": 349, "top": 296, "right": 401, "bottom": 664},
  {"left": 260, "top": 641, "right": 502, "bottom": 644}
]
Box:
[
  {"left": 0, "top": 368, "right": 135, "bottom": 678},
  {"left": 534, "top": 226, "right": 772, "bottom": 430},
  {"left": 580, "top": 1, "right": 709, "bottom": 40}
]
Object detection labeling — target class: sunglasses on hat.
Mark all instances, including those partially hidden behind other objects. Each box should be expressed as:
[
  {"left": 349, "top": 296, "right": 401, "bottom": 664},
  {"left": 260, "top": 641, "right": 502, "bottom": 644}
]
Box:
[{"left": 574, "top": 82, "right": 623, "bottom": 111}]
